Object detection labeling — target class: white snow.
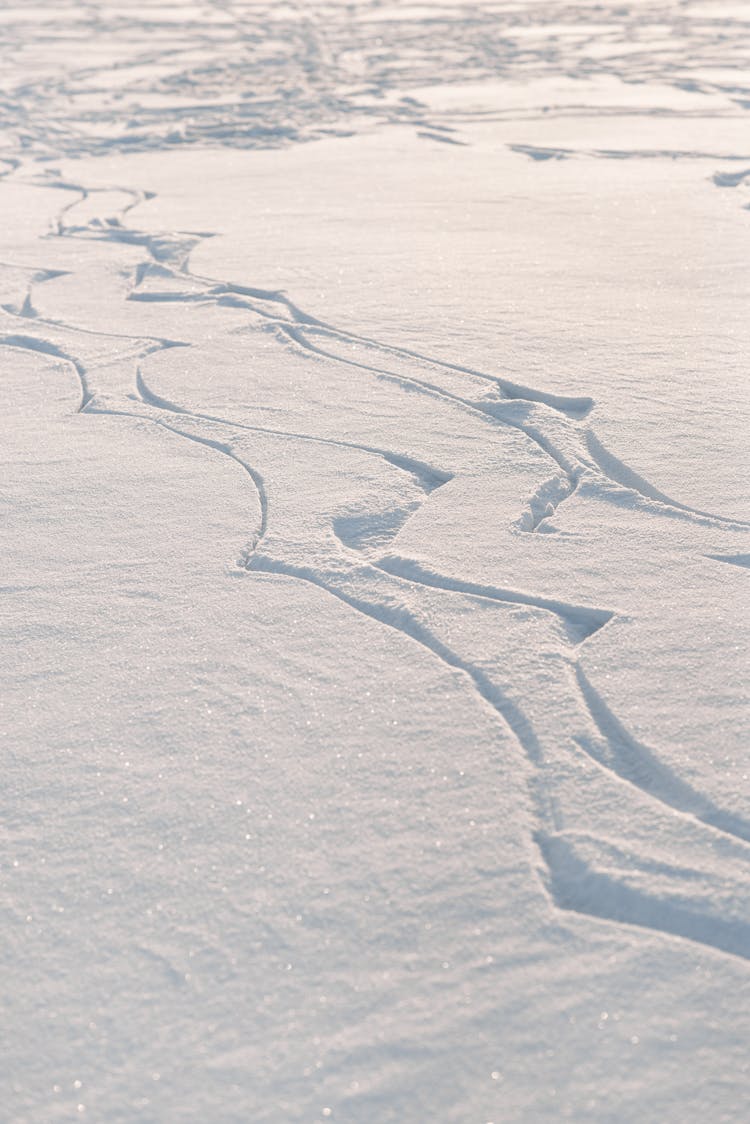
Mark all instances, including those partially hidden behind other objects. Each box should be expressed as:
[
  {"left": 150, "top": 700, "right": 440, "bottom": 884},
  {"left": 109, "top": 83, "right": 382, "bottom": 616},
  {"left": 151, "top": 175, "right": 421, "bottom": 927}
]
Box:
[{"left": 1, "top": 2, "right": 749, "bottom": 1121}]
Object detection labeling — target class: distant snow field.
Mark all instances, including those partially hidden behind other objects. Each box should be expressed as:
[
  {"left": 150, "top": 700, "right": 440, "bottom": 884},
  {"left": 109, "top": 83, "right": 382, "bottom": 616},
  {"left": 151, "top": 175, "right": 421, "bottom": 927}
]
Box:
[{"left": 1, "top": 2, "right": 749, "bottom": 1121}]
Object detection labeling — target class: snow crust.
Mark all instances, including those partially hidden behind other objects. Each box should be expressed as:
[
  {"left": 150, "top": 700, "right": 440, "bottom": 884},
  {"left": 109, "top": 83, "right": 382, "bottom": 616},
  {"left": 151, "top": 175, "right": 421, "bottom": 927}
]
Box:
[{"left": 1, "top": 2, "right": 749, "bottom": 1120}]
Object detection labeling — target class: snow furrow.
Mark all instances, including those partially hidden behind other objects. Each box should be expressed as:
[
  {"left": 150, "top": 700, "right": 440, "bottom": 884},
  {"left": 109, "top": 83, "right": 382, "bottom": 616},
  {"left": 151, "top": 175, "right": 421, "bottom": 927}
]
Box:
[{"left": 537, "top": 831, "right": 750, "bottom": 963}]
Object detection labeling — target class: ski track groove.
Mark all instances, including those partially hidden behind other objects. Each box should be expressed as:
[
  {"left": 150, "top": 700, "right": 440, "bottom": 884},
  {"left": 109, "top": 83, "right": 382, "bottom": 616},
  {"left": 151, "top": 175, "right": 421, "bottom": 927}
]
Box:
[
  {"left": 134, "top": 366, "right": 453, "bottom": 495},
  {"left": 354, "top": 552, "right": 750, "bottom": 853},
  {"left": 136, "top": 255, "right": 745, "bottom": 533},
  {"left": 245, "top": 552, "right": 546, "bottom": 765},
  {"left": 243, "top": 553, "right": 750, "bottom": 963},
  {"left": 25, "top": 189, "right": 745, "bottom": 530},
  {"left": 290, "top": 321, "right": 595, "bottom": 420},
  {"left": 536, "top": 831, "right": 750, "bottom": 963},
  {"left": 5, "top": 163, "right": 749, "bottom": 966},
  {"left": 0, "top": 333, "right": 92, "bottom": 411},
  {"left": 573, "top": 665, "right": 750, "bottom": 848},
  {"left": 375, "top": 554, "right": 614, "bottom": 644},
  {"left": 584, "top": 430, "right": 750, "bottom": 529},
  {"left": 88, "top": 400, "right": 268, "bottom": 548},
  {"left": 706, "top": 553, "right": 750, "bottom": 570}
]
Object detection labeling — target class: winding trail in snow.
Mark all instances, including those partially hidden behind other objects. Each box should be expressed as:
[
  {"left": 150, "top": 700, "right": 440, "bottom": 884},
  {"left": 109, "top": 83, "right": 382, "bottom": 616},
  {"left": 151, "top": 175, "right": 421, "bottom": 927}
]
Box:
[{"left": 2, "top": 149, "right": 749, "bottom": 966}]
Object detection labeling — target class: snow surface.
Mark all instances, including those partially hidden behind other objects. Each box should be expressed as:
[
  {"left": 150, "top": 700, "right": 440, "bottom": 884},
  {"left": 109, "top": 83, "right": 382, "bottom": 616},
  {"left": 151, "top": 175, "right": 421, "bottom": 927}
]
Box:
[{"left": 1, "top": 1, "right": 749, "bottom": 1121}]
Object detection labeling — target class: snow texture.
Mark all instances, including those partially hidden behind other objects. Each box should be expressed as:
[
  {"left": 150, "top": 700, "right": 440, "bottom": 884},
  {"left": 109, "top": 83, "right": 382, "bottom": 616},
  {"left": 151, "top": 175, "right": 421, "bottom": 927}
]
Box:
[{"left": 1, "top": 1, "right": 749, "bottom": 1121}]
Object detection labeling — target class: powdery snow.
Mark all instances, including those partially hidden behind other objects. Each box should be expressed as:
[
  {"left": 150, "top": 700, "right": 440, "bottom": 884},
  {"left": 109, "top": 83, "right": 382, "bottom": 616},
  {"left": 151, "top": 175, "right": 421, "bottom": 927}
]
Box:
[{"left": 1, "top": 2, "right": 749, "bottom": 1121}]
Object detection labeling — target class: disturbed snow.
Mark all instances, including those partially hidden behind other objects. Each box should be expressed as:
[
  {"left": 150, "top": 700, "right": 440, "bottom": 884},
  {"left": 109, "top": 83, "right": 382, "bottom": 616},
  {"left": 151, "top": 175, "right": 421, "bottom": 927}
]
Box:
[{"left": 1, "top": 2, "right": 749, "bottom": 1121}]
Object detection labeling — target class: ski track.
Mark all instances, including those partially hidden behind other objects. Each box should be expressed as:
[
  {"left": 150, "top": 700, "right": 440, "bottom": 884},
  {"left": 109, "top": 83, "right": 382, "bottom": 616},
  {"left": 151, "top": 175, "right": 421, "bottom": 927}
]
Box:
[
  {"left": 3, "top": 1, "right": 749, "bottom": 160},
  {"left": 3, "top": 49, "right": 750, "bottom": 967},
  {"left": 88, "top": 399, "right": 269, "bottom": 551},
  {"left": 374, "top": 554, "right": 614, "bottom": 646},
  {"left": 0, "top": 333, "right": 92, "bottom": 410},
  {"left": 707, "top": 553, "right": 750, "bottom": 570},
  {"left": 134, "top": 365, "right": 453, "bottom": 497},
  {"left": 573, "top": 666, "right": 750, "bottom": 848},
  {"left": 537, "top": 831, "right": 750, "bottom": 964}
]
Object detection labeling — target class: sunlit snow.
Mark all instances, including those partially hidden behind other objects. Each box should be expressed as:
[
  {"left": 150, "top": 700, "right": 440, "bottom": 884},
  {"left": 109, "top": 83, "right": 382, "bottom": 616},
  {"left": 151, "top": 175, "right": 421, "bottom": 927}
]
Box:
[{"left": 1, "top": 1, "right": 749, "bottom": 1121}]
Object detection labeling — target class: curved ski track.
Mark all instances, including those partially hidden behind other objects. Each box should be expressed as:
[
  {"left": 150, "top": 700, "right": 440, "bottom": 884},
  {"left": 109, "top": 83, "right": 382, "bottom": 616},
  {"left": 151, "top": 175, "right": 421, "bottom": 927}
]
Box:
[{"left": 2, "top": 161, "right": 749, "bottom": 967}]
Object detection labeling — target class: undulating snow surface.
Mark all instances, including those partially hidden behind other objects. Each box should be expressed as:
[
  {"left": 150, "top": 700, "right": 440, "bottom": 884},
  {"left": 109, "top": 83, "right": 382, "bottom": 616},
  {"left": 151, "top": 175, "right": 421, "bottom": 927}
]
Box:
[{"left": 1, "top": 2, "right": 749, "bottom": 1121}]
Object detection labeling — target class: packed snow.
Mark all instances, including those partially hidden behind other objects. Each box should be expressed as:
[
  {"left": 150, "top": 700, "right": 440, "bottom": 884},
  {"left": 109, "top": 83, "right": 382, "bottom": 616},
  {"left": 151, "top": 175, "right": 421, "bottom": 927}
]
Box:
[{"left": 1, "top": 1, "right": 749, "bottom": 1121}]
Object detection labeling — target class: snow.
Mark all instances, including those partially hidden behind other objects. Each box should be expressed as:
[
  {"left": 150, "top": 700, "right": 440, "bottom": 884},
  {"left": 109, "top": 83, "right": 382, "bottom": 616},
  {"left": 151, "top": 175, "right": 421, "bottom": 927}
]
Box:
[{"left": 1, "top": 2, "right": 749, "bottom": 1121}]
